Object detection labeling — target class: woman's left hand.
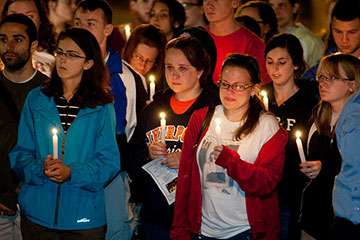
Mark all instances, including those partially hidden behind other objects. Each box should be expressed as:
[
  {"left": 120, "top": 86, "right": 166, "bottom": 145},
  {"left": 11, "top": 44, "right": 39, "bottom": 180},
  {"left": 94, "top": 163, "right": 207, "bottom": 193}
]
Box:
[
  {"left": 299, "top": 160, "right": 321, "bottom": 179},
  {"left": 212, "top": 145, "right": 224, "bottom": 161},
  {"left": 161, "top": 152, "right": 181, "bottom": 169}
]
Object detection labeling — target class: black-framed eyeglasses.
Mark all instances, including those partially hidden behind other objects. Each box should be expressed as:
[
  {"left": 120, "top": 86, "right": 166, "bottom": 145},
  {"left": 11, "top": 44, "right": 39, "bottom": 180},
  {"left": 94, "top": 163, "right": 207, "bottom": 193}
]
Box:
[
  {"left": 316, "top": 74, "right": 354, "bottom": 83},
  {"left": 54, "top": 50, "right": 86, "bottom": 61},
  {"left": 181, "top": 2, "right": 202, "bottom": 9},
  {"left": 218, "top": 80, "right": 254, "bottom": 92}
]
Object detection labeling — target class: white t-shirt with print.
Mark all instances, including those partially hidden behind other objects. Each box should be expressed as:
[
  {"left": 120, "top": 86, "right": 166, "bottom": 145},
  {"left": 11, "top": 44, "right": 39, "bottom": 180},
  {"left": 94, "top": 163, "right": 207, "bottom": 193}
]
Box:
[{"left": 197, "top": 105, "right": 279, "bottom": 239}]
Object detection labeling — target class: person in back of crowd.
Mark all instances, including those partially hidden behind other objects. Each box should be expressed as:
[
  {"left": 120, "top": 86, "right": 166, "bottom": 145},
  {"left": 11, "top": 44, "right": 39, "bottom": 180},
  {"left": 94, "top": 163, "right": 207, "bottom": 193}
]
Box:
[
  {"left": 150, "top": 0, "right": 186, "bottom": 42},
  {"left": 267, "top": 0, "right": 324, "bottom": 68},
  {"left": 128, "top": 36, "right": 219, "bottom": 240},
  {"left": 299, "top": 53, "right": 359, "bottom": 240},
  {"left": 74, "top": 0, "right": 144, "bottom": 239},
  {"left": 171, "top": 53, "right": 287, "bottom": 240},
  {"left": 0, "top": 14, "right": 48, "bottom": 240},
  {"left": 9, "top": 27, "right": 120, "bottom": 240},
  {"left": 204, "top": 0, "right": 270, "bottom": 85},
  {"left": 331, "top": 54, "right": 360, "bottom": 240},
  {"left": 46, "top": 0, "right": 79, "bottom": 35},
  {"left": 111, "top": 0, "right": 156, "bottom": 53},
  {"left": 262, "top": 33, "right": 318, "bottom": 240},
  {"left": 235, "top": 15, "right": 261, "bottom": 39},
  {"left": 123, "top": 23, "right": 167, "bottom": 93},
  {"left": 235, "top": 0, "right": 278, "bottom": 44},
  {"left": 303, "top": 0, "right": 360, "bottom": 80},
  {"left": 2, "top": 0, "right": 57, "bottom": 77},
  {"left": 177, "top": 0, "right": 207, "bottom": 27}
]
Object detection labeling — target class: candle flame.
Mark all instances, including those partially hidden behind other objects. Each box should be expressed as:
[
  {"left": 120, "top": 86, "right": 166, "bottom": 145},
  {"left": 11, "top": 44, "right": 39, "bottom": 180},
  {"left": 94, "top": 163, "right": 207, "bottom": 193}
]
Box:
[
  {"left": 261, "top": 90, "right": 267, "bottom": 98},
  {"left": 215, "top": 118, "right": 221, "bottom": 125},
  {"left": 52, "top": 128, "right": 57, "bottom": 135},
  {"left": 125, "top": 25, "right": 130, "bottom": 32},
  {"left": 149, "top": 75, "right": 155, "bottom": 82},
  {"left": 160, "top": 112, "right": 165, "bottom": 118},
  {"left": 296, "top": 131, "right": 301, "bottom": 138}
]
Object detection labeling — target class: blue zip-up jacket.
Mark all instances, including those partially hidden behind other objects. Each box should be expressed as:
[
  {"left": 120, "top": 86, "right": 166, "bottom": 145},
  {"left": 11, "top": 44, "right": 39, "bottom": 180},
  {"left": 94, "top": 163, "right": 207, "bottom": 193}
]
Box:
[
  {"left": 107, "top": 47, "right": 127, "bottom": 135},
  {"left": 335, "top": 90, "right": 360, "bottom": 224},
  {"left": 9, "top": 87, "right": 120, "bottom": 230}
]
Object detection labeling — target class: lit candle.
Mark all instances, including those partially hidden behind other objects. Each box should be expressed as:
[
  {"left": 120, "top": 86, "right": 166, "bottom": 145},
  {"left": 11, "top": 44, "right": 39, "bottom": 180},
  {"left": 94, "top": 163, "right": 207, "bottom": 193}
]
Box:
[
  {"left": 295, "top": 131, "right": 306, "bottom": 163},
  {"left": 125, "top": 25, "right": 131, "bottom": 40},
  {"left": 52, "top": 128, "right": 58, "bottom": 159},
  {"left": 160, "top": 112, "right": 166, "bottom": 144},
  {"left": 149, "top": 75, "right": 155, "bottom": 101},
  {"left": 261, "top": 90, "right": 269, "bottom": 111},
  {"left": 215, "top": 118, "right": 221, "bottom": 145}
]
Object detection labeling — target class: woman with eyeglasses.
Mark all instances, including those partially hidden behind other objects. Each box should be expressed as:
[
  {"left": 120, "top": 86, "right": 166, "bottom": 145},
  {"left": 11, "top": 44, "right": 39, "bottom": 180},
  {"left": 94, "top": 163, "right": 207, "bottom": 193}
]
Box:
[
  {"left": 123, "top": 24, "right": 167, "bottom": 89},
  {"left": 128, "top": 36, "right": 219, "bottom": 240},
  {"left": 9, "top": 28, "right": 120, "bottom": 239},
  {"left": 298, "top": 53, "right": 360, "bottom": 240},
  {"left": 261, "top": 33, "right": 319, "bottom": 240},
  {"left": 177, "top": 0, "right": 206, "bottom": 27},
  {"left": 234, "top": 0, "right": 278, "bottom": 44},
  {"left": 171, "top": 53, "right": 288, "bottom": 240}
]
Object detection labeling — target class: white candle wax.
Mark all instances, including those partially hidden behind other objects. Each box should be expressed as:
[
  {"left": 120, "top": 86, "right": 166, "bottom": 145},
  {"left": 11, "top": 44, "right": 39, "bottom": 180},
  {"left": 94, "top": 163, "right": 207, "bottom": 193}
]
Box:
[
  {"left": 125, "top": 25, "right": 131, "bottom": 40},
  {"left": 149, "top": 75, "right": 155, "bottom": 101},
  {"left": 261, "top": 90, "right": 269, "bottom": 111},
  {"left": 52, "top": 128, "right": 58, "bottom": 159},
  {"left": 215, "top": 118, "right": 221, "bottom": 145},
  {"left": 160, "top": 112, "right": 166, "bottom": 144},
  {"left": 295, "top": 131, "right": 306, "bottom": 163}
]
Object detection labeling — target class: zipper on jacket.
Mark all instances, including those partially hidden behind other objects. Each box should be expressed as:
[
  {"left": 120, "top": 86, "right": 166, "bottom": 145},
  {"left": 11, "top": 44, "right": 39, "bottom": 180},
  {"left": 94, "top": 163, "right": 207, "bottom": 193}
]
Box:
[
  {"left": 53, "top": 135, "right": 67, "bottom": 227},
  {"left": 52, "top": 109, "right": 100, "bottom": 227},
  {"left": 54, "top": 184, "right": 61, "bottom": 227}
]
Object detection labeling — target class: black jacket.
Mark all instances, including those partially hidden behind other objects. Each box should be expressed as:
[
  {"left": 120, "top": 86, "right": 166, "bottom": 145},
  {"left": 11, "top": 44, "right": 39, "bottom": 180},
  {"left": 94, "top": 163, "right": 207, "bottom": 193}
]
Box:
[{"left": 128, "top": 86, "right": 219, "bottom": 228}]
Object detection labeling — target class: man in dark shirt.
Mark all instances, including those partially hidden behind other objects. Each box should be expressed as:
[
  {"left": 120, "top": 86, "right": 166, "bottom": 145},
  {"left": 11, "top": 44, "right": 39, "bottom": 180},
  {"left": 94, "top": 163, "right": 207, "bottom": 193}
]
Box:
[{"left": 0, "top": 14, "right": 47, "bottom": 239}]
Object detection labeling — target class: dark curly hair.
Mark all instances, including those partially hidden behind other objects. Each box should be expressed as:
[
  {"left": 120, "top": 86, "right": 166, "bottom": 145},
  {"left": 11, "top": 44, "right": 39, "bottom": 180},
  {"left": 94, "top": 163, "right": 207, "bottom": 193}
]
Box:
[{"left": 42, "top": 28, "right": 113, "bottom": 108}]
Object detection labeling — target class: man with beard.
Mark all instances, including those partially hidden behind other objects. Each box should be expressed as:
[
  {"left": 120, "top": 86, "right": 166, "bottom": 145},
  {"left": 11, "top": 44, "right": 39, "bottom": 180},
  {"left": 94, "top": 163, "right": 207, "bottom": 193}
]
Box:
[{"left": 0, "top": 14, "right": 47, "bottom": 240}]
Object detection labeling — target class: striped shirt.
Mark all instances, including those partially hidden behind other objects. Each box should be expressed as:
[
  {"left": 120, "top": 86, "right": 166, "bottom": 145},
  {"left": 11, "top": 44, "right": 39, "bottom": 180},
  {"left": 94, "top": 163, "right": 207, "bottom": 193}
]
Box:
[{"left": 54, "top": 96, "right": 80, "bottom": 134}]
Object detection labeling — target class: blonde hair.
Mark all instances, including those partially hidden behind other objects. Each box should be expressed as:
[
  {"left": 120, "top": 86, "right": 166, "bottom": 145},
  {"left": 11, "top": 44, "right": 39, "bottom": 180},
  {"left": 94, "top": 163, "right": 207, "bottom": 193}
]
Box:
[{"left": 313, "top": 53, "right": 360, "bottom": 137}]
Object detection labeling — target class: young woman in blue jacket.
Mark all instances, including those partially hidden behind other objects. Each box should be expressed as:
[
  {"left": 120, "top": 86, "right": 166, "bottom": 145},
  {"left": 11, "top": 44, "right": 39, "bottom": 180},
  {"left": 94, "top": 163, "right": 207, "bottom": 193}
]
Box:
[{"left": 9, "top": 28, "right": 120, "bottom": 239}]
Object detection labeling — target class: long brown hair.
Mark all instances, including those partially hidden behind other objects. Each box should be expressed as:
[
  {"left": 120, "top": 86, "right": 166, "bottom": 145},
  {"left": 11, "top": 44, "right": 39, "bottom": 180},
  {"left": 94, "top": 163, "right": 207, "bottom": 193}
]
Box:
[
  {"left": 221, "top": 53, "right": 265, "bottom": 140},
  {"left": 312, "top": 53, "right": 360, "bottom": 137},
  {"left": 42, "top": 28, "right": 113, "bottom": 108}
]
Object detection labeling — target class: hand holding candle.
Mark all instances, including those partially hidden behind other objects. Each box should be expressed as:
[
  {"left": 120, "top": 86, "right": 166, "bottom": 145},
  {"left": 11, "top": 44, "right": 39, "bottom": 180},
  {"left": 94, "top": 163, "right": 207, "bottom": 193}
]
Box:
[
  {"left": 295, "top": 131, "right": 306, "bottom": 163},
  {"left": 125, "top": 25, "right": 131, "bottom": 40},
  {"left": 149, "top": 75, "right": 155, "bottom": 101},
  {"left": 52, "top": 128, "right": 58, "bottom": 159},
  {"left": 261, "top": 90, "right": 269, "bottom": 111},
  {"left": 160, "top": 112, "right": 166, "bottom": 144},
  {"left": 215, "top": 118, "right": 221, "bottom": 146}
]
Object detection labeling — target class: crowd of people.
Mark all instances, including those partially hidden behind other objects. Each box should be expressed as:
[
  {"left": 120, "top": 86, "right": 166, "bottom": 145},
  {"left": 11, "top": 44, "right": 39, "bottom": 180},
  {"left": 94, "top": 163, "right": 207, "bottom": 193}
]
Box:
[{"left": 0, "top": 0, "right": 360, "bottom": 240}]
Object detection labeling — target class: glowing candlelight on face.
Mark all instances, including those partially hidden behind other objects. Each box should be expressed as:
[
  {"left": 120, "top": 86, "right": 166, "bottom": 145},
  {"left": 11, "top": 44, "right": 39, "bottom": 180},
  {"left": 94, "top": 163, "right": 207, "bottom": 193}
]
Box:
[
  {"left": 296, "top": 131, "right": 306, "bottom": 163},
  {"left": 160, "top": 112, "right": 166, "bottom": 144},
  {"left": 149, "top": 75, "right": 155, "bottom": 101},
  {"left": 261, "top": 90, "right": 269, "bottom": 111},
  {"left": 215, "top": 118, "right": 221, "bottom": 145},
  {"left": 125, "top": 25, "right": 131, "bottom": 40},
  {"left": 52, "top": 128, "right": 58, "bottom": 159}
]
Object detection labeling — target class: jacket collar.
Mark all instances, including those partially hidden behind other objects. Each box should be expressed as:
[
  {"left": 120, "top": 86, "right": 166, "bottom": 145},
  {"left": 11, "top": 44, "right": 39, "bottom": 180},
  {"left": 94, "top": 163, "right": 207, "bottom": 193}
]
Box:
[{"left": 106, "top": 46, "right": 123, "bottom": 75}]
